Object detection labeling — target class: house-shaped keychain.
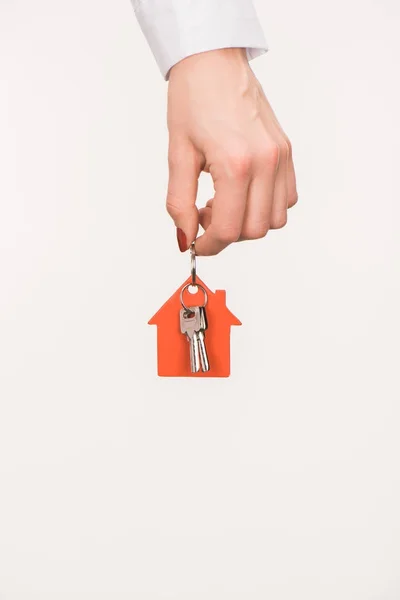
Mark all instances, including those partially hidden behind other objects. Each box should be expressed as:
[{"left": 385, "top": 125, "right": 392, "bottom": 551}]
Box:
[{"left": 148, "top": 275, "right": 241, "bottom": 378}]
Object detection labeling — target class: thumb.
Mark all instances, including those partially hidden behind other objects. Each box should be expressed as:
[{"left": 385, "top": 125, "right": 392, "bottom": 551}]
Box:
[{"left": 166, "top": 143, "right": 201, "bottom": 252}]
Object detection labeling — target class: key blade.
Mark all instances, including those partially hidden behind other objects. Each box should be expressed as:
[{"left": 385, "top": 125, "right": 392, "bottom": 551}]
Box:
[
  {"left": 198, "top": 330, "right": 210, "bottom": 372},
  {"left": 190, "top": 331, "right": 201, "bottom": 373}
]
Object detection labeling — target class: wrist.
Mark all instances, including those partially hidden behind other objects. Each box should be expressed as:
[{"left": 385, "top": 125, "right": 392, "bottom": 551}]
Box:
[{"left": 169, "top": 48, "right": 250, "bottom": 82}]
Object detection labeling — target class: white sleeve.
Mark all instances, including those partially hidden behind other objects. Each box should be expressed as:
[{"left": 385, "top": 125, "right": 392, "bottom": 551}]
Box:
[{"left": 131, "top": 0, "right": 268, "bottom": 80}]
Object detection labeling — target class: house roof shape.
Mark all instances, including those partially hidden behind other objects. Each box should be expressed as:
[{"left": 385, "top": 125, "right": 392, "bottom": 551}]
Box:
[{"left": 148, "top": 276, "right": 241, "bottom": 326}]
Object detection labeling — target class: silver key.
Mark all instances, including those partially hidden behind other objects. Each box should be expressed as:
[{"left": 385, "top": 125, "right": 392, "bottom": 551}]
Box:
[
  {"left": 197, "top": 306, "right": 210, "bottom": 372},
  {"left": 180, "top": 307, "right": 201, "bottom": 373}
]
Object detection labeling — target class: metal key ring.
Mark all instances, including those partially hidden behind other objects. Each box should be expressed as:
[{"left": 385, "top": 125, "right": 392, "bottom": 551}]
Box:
[
  {"left": 190, "top": 242, "right": 197, "bottom": 286},
  {"left": 180, "top": 283, "right": 208, "bottom": 312}
]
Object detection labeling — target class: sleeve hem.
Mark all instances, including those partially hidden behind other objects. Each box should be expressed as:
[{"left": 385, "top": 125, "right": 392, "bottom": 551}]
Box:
[{"left": 133, "top": 0, "right": 268, "bottom": 80}]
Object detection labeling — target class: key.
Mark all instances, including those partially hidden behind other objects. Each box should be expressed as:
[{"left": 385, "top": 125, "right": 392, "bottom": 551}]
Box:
[
  {"left": 180, "top": 307, "right": 201, "bottom": 373},
  {"left": 197, "top": 306, "right": 210, "bottom": 372}
]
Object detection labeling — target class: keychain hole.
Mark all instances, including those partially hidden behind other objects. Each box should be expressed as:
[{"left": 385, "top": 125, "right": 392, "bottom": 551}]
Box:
[{"left": 188, "top": 285, "right": 198, "bottom": 294}]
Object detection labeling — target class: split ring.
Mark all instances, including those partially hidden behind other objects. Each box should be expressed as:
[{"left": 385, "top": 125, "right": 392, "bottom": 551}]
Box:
[
  {"left": 180, "top": 283, "right": 208, "bottom": 312},
  {"left": 190, "top": 242, "right": 197, "bottom": 286}
]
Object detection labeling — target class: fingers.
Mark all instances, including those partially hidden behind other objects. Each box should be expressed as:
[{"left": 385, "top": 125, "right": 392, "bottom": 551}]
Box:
[
  {"left": 198, "top": 136, "right": 296, "bottom": 250},
  {"left": 239, "top": 129, "right": 295, "bottom": 242},
  {"left": 168, "top": 123, "right": 297, "bottom": 257},
  {"left": 197, "top": 142, "right": 285, "bottom": 250},
  {"left": 269, "top": 141, "right": 289, "bottom": 230},
  {"left": 239, "top": 144, "right": 279, "bottom": 240},
  {"left": 286, "top": 139, "right": 298, "bottom": 208},
  {"left": 166, "top": 138, "right": 202, "bottom": 251},
  {"left": 258, "top": 94, "right": 298, "bottom": 212},
  {"left": 194, "top": 154, "right": 250, "bottom": 256}
]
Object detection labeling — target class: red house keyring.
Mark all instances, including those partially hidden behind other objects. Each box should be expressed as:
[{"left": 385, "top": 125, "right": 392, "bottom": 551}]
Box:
[{"left": 148, "top": 241, "right": 242, "bottom": 377}]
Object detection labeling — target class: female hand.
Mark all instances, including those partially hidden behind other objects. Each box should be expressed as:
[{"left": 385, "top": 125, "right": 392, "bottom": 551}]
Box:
[{"left": 167, "top": 48, "right": 298, "bottom": 256}]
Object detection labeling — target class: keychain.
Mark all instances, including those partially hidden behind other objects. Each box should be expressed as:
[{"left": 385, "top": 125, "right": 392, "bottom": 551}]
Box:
[
  {"left": 148, "top": 242, "right": 241, "bottom": 377},
  {"left": 179, "top": 248, "right": 210, "bottom": 374}
]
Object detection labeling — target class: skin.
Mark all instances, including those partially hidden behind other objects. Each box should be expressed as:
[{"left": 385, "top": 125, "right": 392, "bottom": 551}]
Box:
[{"left": 167, "top": 48, "right": 298, "bottom": 256}]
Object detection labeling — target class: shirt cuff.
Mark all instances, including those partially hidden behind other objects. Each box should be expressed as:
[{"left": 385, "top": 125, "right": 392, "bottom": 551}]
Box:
[{"left": 133, "top": 0, "right": 268, "bottom": 80}]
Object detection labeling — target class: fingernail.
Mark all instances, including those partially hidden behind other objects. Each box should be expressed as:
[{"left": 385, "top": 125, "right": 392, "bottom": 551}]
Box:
[{"left": 176, "top": 228, "right": 187, "bottom": 252}]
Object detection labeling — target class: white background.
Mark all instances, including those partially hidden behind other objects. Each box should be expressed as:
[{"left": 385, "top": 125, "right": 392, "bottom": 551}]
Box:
[{"left": 1, "top": 0, "right": 400, "bottom": 598}]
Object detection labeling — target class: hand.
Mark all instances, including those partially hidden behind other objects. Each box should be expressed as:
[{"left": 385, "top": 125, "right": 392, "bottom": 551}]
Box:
[{"left": 166, "top": 48, "right": 298, "bottom": 256}]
